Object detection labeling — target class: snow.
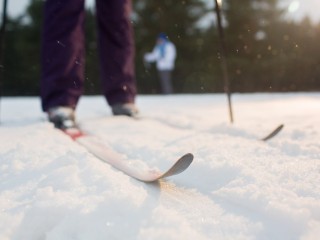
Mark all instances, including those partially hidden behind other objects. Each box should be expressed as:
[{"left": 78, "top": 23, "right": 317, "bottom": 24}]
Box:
[{"left": 0, "top": 93, "right": 320, "bottom": 240}]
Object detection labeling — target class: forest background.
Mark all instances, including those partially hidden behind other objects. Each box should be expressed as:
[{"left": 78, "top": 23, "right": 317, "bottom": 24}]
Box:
[{"left": 1, "top": 0, "right": 320, "bottom": 96}]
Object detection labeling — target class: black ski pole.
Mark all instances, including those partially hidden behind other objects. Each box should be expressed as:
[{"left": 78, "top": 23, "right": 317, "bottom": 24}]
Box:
[
  {"left": 0, "top": 0, "right": 8, "bottom": 124},
  {"left": 214, "top": 0, "right": 234, "bottom": 123}
]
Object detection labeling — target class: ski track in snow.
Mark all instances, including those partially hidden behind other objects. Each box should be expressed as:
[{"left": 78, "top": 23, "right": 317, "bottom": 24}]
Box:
[{"left": 0, "top": 93, "right": 320, "bottom": 240}]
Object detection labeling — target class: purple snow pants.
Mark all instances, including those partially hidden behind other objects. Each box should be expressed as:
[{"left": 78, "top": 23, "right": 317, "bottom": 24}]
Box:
[{"left": 41, "top": 0, "right": 136, "bottom": 111}]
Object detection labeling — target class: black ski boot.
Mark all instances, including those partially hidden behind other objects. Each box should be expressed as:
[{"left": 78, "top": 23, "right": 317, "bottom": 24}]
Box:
[{"left": 111, "top": 103, "right": 139, "bottom": 117}]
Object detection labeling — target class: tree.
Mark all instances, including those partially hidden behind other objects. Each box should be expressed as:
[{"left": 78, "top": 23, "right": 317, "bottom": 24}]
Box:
[
  {"left": 3, "top": 0, "right": 43, "bottom": 95},
  {"left": 223, "top": 0, "right": 286, "bottom": 91},
  {"left": 2, "top": 0, "right": 320, "bottom": 96}
]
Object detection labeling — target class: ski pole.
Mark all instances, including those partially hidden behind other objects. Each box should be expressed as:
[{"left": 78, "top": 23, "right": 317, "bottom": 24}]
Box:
[
  {"left": 0, "top": 0, "right": 8, "bottom": 124},
  {"left": 214, "top": 0, "right": 234, "bottom": 123}
]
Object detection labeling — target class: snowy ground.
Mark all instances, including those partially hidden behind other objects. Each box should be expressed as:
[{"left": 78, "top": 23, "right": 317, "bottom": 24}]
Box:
[{"left": 0, "top": 93, "right": 319, "bottom": 240}]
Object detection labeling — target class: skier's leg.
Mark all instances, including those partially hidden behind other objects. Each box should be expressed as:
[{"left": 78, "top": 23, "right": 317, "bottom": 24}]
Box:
[
  {"left": 158, "top": 70, "right": 173, "bottom": 94},
  {"left": 95, "top": 0, "right": 137, "bottom": 106},
  {"left": 41, "top": 0, "right": 85, "bottom": 112}
]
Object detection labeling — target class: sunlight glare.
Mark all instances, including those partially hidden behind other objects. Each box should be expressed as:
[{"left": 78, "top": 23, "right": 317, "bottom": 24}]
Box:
[{"left": 288, "top": 1, "right": 300, "bottom": 13}]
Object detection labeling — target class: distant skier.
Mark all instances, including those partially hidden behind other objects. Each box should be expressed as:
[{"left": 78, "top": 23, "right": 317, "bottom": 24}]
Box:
[
  {"left": 41, "top": 0, "right": 139, "bottom": 130},
  {"left": 144, "top": 33, "right": 177, "bottom": 94}
]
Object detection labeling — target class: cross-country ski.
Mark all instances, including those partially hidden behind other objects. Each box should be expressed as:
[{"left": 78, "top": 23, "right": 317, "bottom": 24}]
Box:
[{"left": 64, "top": 129, "right": 194, "bottom": 182}]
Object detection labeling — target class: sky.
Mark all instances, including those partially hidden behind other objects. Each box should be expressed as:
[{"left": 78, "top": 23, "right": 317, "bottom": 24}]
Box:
[{"left": 0, "top": 0, "right": 319, "bottom": 23}]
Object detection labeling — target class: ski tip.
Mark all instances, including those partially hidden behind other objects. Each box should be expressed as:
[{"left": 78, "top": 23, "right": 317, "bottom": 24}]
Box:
[
  {"left": 261, "top": 124, "right": 284, "bottom": 141},
  {"left": 183, "top": 153, "right": 194, "bottom": 162},
  {"left": 163, "top": 153, "right": 194, "bottom": 178}
]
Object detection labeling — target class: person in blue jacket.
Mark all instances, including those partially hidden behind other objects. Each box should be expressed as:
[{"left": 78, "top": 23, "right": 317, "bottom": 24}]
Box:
[{"left": 144, "top": 33, "right": 177, "bottom": 94}]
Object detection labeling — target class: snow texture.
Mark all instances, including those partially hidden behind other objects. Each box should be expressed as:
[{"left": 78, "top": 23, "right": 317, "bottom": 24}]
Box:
[{"left": 0, "top": 93, "right": 319, "bottom": 240}]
